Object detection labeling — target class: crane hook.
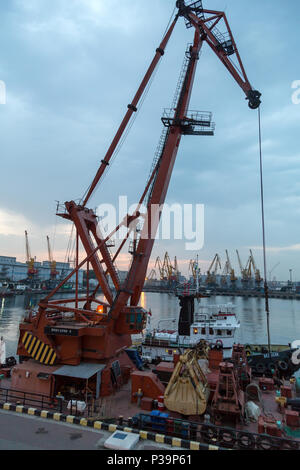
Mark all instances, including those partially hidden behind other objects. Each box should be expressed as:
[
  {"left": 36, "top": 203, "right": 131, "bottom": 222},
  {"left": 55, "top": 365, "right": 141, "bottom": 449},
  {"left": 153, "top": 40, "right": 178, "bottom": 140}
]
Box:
[{"left": 247, "top": 90, "right": 262, "bottom": 109}]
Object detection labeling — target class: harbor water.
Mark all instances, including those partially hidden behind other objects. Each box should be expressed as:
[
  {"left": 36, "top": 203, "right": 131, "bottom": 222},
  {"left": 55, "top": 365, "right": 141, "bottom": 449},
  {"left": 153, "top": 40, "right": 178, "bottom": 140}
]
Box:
[{"left": 1, "top": 292, "right": 300, "bottom": 359}]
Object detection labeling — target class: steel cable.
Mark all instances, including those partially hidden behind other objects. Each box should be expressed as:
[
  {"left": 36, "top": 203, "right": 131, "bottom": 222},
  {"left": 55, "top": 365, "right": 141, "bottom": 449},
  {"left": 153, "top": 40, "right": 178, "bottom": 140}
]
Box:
[{"left": 258, "top": 106, "right": 272, "bottom": 358}]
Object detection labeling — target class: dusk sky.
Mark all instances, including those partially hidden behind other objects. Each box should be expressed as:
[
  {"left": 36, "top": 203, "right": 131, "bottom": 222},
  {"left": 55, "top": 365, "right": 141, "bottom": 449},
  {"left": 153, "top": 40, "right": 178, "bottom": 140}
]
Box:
[{"left": 0, "top": 0, "right": 300, "bottom": 281}]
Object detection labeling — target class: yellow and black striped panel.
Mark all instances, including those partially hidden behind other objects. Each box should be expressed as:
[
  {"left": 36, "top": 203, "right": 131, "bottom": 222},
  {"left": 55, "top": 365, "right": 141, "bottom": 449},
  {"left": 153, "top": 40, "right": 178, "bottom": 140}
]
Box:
[{"left": 22, "top": 332, "right": 57, "bottom": 365}]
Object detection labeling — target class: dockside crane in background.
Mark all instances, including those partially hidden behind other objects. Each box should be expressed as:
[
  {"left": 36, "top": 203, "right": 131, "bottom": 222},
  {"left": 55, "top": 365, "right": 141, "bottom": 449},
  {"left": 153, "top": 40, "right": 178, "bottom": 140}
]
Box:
[
  {"left": 25, "top": 231, "right": 38, "bottom": 281},
  {"left": 227, "top": 250, "right": 237, "bottom": 285},
  {"left": 173, "top": 256, "right": 180, "bottom": 283},
  {"left": 221, "top": 250, "right": 237, "bottom": 286},
  {"left": 146, "top": 269, "right": 157, "bottom": 281},
  {"left": 269, "top": 262, "right": 280, "bottom": 284},
  {"left": 249, "top": 249, "right": 263, "bottom": 287},
  {"left": 236, "top": 250, "right": 251, "bottom": 287},
  {"left": 189, "top": 255, "right": 201, "bottom": 290},
  {"left": 155, "top": 256, "right": 166, "bottom": 281},
  {"left": 163, "top": 252, "right": 179, "bottom": 283},
  {"left": 206, "top": 253, "right": 222, "bottom": 286},
  {"left": 17, "top": 0, "right": 261, "bottom": 397},
  {"left": 46, "top": 236, "right": 58, "bottom": 280}
]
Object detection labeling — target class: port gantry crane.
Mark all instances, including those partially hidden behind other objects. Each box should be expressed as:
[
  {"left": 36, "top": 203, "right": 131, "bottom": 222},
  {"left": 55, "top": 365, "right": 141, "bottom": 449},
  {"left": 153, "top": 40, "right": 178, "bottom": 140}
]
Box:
[
  {"left": 163, "top": 252, "right": 178, "bottom": 282},
  {"left": 17, "top": 1, "right": 261, "bottom": 394},
  {"left": 249, "top": 249, "right": 263, "bottom": 287},
  {"left": 46, "top": 236, "right": 58, "bottom": 280},
  {"left": 155, "top": 253, "right": 179, "bottom": 283},
  {"left": 206, "top": 253, "right": 222, "bottom": 286},
  {"left": 189, "top": 255, "right": 201, "bottom": 291},
  {"left": 25, "top": 231, "right": 38, "bottom": 281},
  {"left": 173, "top": 256, "right": 180, "bottom": 283},
  {"left": 155, "top": 256, "right": 166, "bottom": 281},
  {"left": 146, "top": 269, "right": 157, "bottom": 281},
  {"left": 236, "top": 249, "right": 251, "bottom": 287},
  {"left": 221, "top": 250, "right": 237, "bottom": 286}
]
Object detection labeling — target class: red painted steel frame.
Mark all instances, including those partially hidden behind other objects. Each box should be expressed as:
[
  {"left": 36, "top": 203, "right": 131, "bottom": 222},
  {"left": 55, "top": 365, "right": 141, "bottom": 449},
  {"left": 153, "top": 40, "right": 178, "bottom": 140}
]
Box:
[
  {"left": 188, "top": 10, "right": 252, "bottom": 95},
  {"left": 17, "top": 2, "right": 260, "bottom": 368}
]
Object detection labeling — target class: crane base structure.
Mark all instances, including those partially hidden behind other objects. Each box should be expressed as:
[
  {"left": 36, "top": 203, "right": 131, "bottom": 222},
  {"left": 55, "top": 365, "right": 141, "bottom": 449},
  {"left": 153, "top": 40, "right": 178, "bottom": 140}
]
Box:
[{"left": 15, "top": 0, "right": 260, "bottom": 400}]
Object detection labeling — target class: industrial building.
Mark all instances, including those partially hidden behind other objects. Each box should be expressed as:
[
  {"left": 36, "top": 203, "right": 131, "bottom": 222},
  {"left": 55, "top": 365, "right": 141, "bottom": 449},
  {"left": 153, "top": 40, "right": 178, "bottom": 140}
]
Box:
[{"left": 0, "top": 256, "right": 84, "bottom": 286}]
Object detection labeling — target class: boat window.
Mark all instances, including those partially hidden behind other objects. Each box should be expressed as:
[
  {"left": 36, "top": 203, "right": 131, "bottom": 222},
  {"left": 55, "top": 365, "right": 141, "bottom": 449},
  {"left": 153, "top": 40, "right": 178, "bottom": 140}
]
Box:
[
  {"left": 201, "top": 328, "right": 206, "bottom": 335},
  {"left": 227, "top": 330, "right": 232, "bottom": 336},
  {"left": 217, "top": 329, "right": 222, "bottom": 336},
  {"left": 209, "top": 328, "right": 214, "bottom": 336}
]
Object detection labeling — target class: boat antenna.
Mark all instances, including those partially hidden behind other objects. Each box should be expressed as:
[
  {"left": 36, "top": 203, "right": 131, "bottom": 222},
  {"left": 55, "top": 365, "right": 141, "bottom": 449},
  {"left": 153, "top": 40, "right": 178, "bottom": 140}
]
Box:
[{"left": 258, "top": 106, "right": 271, "bottom": 359}]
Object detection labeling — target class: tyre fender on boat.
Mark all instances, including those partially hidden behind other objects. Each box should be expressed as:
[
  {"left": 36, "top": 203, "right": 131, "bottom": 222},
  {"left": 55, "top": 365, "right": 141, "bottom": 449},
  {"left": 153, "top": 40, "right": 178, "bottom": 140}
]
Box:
[
  {"left": 237, "top": 432, "right": 256, "bottom": 450},
  {"left": 218, "top": 429, "right": 236, "bottom": 448},
  {"left": 255, "top": 362, "right": 266, "bottom": 374},
  {"left": 200, "top": 425, "right": 218, "bottom": 443},
  {"left": 278, "top": 360, "right": 289, "bottom": 372},
  {"left": 256, "top": 435, "right": 280, "bottom": 451},
  {"left": 266, "top": 362, "right": 276, "bottom": 373},
  {"left": 215, "top": 340, "right": 223, "bottom": 350}
]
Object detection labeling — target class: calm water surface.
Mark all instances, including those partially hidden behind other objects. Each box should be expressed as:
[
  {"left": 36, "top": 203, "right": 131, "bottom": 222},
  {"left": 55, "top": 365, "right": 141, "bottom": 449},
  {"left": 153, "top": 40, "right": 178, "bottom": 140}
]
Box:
[{"left": 1, "top": 292, "right": 300, "bottom": 358}]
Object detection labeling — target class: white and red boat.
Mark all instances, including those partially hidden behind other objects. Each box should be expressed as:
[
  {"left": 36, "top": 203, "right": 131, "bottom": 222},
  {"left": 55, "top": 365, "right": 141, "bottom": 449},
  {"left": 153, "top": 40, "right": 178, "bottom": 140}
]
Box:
[{"left": 141, "top": 303, "right": 240, "bottom": 363}]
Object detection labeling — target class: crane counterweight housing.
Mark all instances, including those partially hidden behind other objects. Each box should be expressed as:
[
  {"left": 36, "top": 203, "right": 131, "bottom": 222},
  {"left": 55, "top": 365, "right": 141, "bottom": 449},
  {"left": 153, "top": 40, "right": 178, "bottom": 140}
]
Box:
[{"left": 15, "top": 1, "right": 261, "bottom": 399}]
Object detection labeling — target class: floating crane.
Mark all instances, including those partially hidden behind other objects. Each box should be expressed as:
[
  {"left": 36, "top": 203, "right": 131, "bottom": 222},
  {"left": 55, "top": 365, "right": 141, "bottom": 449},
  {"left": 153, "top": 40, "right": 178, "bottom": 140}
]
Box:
[
  {"left": 249, "top": 249, "right": 263, "bottom": 286},
  {"left": 206, "top": 253, "right": 222, "bottom": 286},
  {"left": 24, "top": 231, "right": 38, "bottom": 280},
  {"left": 46, "top": 236, "right": 58, "bottom": 280},
  {"left": 17, "top": 0, "right": 260, "bottom": 398}
]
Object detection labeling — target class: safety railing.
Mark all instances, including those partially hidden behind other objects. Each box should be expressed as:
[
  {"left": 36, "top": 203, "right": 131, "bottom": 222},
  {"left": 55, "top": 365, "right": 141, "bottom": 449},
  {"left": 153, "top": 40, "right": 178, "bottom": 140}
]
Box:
[
  {"left": 112, "top": 413, "right": 299, "bottom": 451},
  {"left": 0, "top": 386, "right": 57, "bottom": 411},
  {"left": 0, "top": 386, "right": 102, "bottom": 418}
]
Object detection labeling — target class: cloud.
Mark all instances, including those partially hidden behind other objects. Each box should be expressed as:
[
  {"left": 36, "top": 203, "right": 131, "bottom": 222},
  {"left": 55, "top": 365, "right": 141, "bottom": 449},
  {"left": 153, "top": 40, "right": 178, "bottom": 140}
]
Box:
[
  {"left": 0, "top": 208, "right": 34, "bottom": 237},
  {"left": 252, "top": 244, "right": 300, "bottom": 253},
  {"left": 17, "top": 0, "right": 151, "bottom": 40},
  {"left": 1, "top": 0, "right": 300, "bottom": 282},
  {"left": 0, "top": 207, "right": 74, "bottom": 261}
]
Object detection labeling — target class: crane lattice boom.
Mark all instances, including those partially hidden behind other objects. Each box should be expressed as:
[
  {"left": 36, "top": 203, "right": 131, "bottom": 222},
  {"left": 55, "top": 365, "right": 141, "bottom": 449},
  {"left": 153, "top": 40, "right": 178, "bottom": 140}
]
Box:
[{"left": 17, "top": 1, "right": 261, "bottom": 388}]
